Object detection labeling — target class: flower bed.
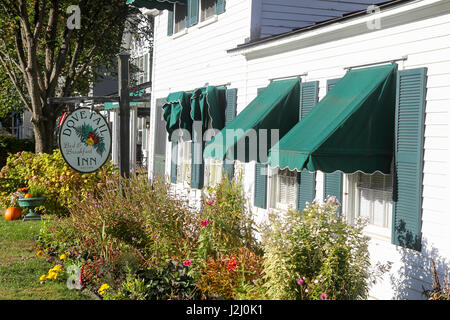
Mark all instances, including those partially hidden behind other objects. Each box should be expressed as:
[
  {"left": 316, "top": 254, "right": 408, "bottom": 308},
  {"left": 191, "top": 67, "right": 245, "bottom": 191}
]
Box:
[{"left": 34, "top": 170, "right": 378, "bottom": 300}]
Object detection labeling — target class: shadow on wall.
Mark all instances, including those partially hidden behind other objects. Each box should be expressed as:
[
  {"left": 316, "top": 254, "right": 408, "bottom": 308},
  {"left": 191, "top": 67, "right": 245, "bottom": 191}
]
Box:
[{"left": 390, "top": 237, "right": 449, "bottom": 300}]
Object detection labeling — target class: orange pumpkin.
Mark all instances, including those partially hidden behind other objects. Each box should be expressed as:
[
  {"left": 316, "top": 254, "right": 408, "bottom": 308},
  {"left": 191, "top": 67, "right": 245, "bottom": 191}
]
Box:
[
  {"left": 24, "top": 193, "right": 33, "bottom": 198},
  {"left": 4, "top": 207, "right": 22, "bottom": 220}
]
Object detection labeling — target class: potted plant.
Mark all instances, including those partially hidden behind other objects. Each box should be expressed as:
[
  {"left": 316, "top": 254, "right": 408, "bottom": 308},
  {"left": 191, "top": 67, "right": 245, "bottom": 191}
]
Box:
[
  {"left": 17, "top": 184, "right": 47, "bottom": 221},
  {"left": 3, "top": 187, "right": 27, "bottom": 220}
]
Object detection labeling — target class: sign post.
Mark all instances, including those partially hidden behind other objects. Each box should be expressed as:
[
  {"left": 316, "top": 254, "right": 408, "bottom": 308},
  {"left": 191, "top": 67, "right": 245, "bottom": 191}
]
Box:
[{"left": 118, "top": 52, "right": 131, "bottom": 178}]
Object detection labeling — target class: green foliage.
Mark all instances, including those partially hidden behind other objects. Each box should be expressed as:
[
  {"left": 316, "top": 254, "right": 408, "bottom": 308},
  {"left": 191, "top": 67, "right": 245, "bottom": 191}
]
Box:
[
  {"left": 197, "top": 247, "right": 265, "bottom": 300},
  {"left": 29, "top": 183, "right": 46, "bottom": 198},
  {"left": 0, "top": 150, "right": 115, "bottom": 215},
  {"left": 261, "top": 198, "right": 371, "bottom": 300},
  {"left": 106, "top": 262, "right": 200, "bottom": 300},
  {"left": 0, "top": 133, "right": 34, "bottom": 168}
]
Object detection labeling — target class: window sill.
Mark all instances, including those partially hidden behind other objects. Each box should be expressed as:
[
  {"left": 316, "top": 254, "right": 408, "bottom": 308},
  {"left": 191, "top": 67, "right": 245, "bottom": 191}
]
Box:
[
  {"left": 196, "top": 15, "right": 218, "bottom": 29},
  {"left": 170, "top": 28, "right": 188, "bottom": 39},
  {"left": 362, "top": 224, "right": 391, "bottom": 243}
]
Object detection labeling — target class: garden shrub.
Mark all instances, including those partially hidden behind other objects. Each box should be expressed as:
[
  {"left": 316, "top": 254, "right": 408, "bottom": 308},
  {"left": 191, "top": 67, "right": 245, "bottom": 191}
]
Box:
[
  {"left": 0, "top": 150, "right": 114, "bottom": 215},
  {"left": 261, "top": 197, "right": 371, "bottom": 300},
  {"left": 63, "top": 172, "right": 201, "bottom": 288},
  {"left": 0, "top": 133, "right": 34, "bottom": 168}
]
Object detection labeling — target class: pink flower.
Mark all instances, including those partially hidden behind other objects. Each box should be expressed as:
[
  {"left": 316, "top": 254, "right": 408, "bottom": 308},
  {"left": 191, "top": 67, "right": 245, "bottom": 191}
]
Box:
[
  {"left": 201, "top": 219, "right": 210, "bottom": 227},
  {"left": 297, "top": 279, "right": 304, "bottom": 285},
  {"left": 183, "top": 259, "right": 192, "bottom": 267},
  {"left": 205, "top": 200, "right": 214, "bottom": 205},
  {"left": 320, "top": 293, "right": 328, "bottom": 300}
]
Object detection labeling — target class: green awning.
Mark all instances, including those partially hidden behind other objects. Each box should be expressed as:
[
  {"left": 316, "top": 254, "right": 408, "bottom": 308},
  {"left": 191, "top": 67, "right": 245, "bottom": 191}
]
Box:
[
  {"left": 163, "top": 91, "right": 192, "bottom": 141},
  {"left": 104, "top": 90, "right": 145, "bottom": 110},
  {"left": 190, "top": 86, "right": 226, "bottom": 133},
  {"left": 268, "top": 64, "right": 398, "bottom": 174},
  {"left": 126, "top": 0, "right": 186, "bottom": 11},
  {"left": 203, "top": 78, "right": 301, "bottom": 163}
]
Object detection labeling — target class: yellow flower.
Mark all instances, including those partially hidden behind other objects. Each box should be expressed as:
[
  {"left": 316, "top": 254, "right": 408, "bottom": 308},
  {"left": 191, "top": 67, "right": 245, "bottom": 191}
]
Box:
[
  {"left": 52, "top": 265, "right": 62, "bottom": 272},
  {"left": 59, "top": 254, "right": 66, "bottom": 260},
  {"left": 40, "top": 275, "right": 47, "bottom": 281},
  {"left": 47, "top": 271, "right": 58, "bottom": 280},
  {"left": 36, "top": 250, "right": 44, "bottom": 257},
  {"left": 98, "top": 283, "right": 110, "bottom": 295}
]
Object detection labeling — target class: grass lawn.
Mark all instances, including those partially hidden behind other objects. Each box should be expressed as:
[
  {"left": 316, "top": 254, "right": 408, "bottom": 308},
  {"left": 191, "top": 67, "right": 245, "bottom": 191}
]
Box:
[{"left": 0, "top": 212, "right": 90, "bottom": 300}]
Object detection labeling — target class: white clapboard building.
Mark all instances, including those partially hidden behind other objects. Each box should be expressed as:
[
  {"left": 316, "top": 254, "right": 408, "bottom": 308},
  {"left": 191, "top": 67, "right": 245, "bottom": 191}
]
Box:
[{"left": 129, "top": 0, "right": 450, "bottom": 299}]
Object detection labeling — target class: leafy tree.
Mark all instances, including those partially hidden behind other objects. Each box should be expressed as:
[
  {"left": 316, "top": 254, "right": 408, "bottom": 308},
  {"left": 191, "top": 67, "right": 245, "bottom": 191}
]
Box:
[{"left": 0, "top": 0, "right": 151, "bottom": 153}]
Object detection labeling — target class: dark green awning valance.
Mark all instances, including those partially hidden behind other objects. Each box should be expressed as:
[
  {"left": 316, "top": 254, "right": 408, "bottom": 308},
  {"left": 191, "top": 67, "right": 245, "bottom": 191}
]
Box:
[
  {"left": 163, "top": 91, "right": 192, "bottom": 141},
  {"left": 203, "top": 78, "right": 301, "bottom": 163},
  {"left": 190, "top": 86, "right": 226, "bottom": 133},
  {"left": 268, "top": 64, "right": 398, "bottom": 174},
  {"left": 126, "top": 0, "right": 186, "bottom": 11}
]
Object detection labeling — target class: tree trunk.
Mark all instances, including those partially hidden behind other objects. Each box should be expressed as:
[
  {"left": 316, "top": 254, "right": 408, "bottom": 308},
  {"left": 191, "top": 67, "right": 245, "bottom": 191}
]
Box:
[{"left": 32, "top": 111, "right": 56, "bottom": 154}]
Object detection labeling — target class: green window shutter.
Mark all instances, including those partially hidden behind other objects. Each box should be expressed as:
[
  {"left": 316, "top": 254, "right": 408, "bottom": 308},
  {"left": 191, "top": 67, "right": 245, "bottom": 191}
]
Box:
[
  {"left": 154, "top": 98, "right": 167, "bottom": 178},
  {"left": 323, "top": 78, "right": 343, "bottom": 213},
  {"left": 170, "top": 140, "right": 178, "bottom": 184},
  {"left": 191, "top": 141, "right": 204, "bottom": 189},
  {"left": 253, "top": 86, "right": 268, "bottom": 208},
  {"left": 167, "top": 9, "right": 174, "bottom": 36},
  {"left": 254, "top": 163, "right": 268, "bottom": 209},
  {"left": 326, "top": 78, "right": 341, "bottom": 92},
  {"left": 296, "top": 81, "right": 318, "bottom": 213},
  {"left": 297, "top": 170, "right": 316, "bottom": 213},
  {"left": 299, "top": 81, "right": 319, "bottom": 120},
  {"left": 324, "top": 172, "right": 343, "bottom": 212},
  {"left": 225, "top": 88, "right": 237, "bottom": 125},
  {"left": 392, "top": 68, "right": 427, "bottom": 251},
  {"left": 223, "top": 88, "right": 238, "bottom": 181},
  {"left": 216, "top": 0, "right": 226, "bottom": 14},
  {"left": 187, "top": 0, "right": 199, "bottom": 27}
]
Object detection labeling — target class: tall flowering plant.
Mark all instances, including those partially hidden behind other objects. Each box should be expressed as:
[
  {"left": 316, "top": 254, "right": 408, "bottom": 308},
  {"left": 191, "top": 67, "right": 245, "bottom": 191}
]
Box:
[{"left": 261, "top": 197, "right": 372, "bottom": 300}]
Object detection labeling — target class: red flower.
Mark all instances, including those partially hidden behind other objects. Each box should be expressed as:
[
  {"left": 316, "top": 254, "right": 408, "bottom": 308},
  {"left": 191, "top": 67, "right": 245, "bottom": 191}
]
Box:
[
  {"left": 201, "top": 219, "right": 210, "bottom": 227},
  {"left": 227, "top": 258, "right": 238, "bottom": 271},
  {"left": 205, "top": 200, "right": 214, "bottom": 206}
]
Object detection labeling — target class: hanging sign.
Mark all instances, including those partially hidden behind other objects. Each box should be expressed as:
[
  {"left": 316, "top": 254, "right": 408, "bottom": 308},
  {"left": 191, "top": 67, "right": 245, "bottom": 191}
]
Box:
[{"left": 59, "top": 107, "right": 112, "bottom": 173}]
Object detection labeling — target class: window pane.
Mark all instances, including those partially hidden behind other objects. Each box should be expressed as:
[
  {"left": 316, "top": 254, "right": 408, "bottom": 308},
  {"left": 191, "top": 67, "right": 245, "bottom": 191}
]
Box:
[
  {"left": 355, "top": 172, "right": 393, "bottom": 229},
  {"left": 175, "top": 4, "right": 187, "bottom": 33},
  {"left": 276, "top": 169, "right": 297, "bottom": 209},
  {"left": 201, "top": 0, "right": 216, "bottom": 21}
]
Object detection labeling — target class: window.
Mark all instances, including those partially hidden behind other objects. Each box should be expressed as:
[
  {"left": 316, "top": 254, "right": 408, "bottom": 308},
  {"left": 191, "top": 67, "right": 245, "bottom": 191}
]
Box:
[
  {"left": 347, "top": 171, "right": 393, "bottom": 236},
  {"left": 205, "top": 158, "right": 222, "bottom": 186},
  {"left": 177, "top": 140, "right": 191, "bottom": 185},
  {"left": 168, "top": 0, "right": 225, "bottom": 36},
  {"left": 272, "top": 169, "right": 297, "bottom": 210},
  {"left": 201, "top": 0, "right": 216, "bottom": 21},
  {"left": 174, "top": 4, "right": 187, "bottom": 33}
]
